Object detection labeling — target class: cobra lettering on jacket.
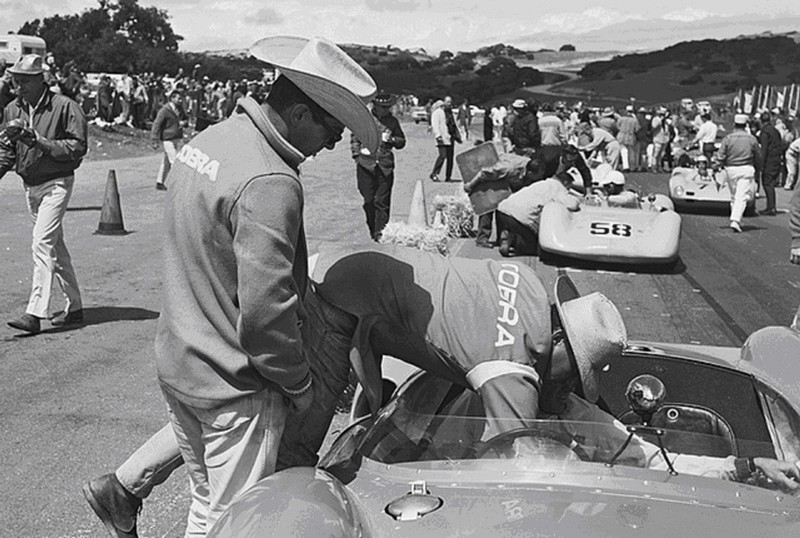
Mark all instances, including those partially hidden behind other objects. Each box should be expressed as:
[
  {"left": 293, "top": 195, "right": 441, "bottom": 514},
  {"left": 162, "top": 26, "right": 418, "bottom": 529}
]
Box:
[
  {"left": 175, "top": 144, "right": 219, "bottom": 182},
  {"left": 496, "top": 263, "right": 520, "bottom": 347}
]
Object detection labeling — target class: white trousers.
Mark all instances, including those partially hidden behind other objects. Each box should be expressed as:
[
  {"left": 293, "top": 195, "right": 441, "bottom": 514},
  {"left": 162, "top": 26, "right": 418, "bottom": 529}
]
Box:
[
  {"left": 723, "top": 165, "right": 755, "bottom": 223},
  {"left": 24, "top": 176, "right": 82, "bottom": 318},
  {"left": 786, "top": 149, "right": 798, "bottom": 190},
  {"left": 156, "top": 139, "right": 180, "bottom": 185}
]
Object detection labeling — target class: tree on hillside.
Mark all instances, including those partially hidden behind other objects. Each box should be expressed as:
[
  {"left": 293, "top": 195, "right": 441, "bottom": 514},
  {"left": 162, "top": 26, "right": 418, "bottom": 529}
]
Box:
[
  {"left": 17, "top": 0, "right": 182, "bottom": 73},
  {"left": 559, "top": 44, "right": 576, "bottom": 52}
]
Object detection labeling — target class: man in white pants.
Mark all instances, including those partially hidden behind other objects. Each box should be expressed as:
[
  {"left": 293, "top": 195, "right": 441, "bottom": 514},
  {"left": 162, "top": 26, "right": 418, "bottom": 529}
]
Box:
[
  {"left": 715, "top": 114, "right": 761, "bottom": 233},
  {"left": 785, "top": 137, "right": 800, "bottom": 191},
  {"left": 0, "top": 55, "right": 87, "bottom": 334}
]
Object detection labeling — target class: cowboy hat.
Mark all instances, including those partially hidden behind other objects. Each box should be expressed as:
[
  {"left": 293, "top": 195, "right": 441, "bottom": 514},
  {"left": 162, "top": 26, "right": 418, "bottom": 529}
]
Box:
[
  {"left": 512, "top": 98, "right": 527, "bottom": 109},
  {"left": 249, "top": 35, "right": 379, "bottom": 153},
  {"left": 554, "top": 275, "right": 627, "bottom": 403},
  {"left": 7, "top": 54, "right": 44, "bottom": 76},
  {"left": 602, "top": 106, "right": 615, "bottom": 117}
]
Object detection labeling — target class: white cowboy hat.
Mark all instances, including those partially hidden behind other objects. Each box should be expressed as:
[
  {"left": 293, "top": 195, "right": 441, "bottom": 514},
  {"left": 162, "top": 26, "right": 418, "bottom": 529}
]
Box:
[
  {"left": 554, "top": 276, "right": 627, "bottom": 403},
  {"left": 249, "top": 35, "right": 379, "bottom": 153},
  {"left": 7, "top": 54, "right": 45, "bottom": 76}
]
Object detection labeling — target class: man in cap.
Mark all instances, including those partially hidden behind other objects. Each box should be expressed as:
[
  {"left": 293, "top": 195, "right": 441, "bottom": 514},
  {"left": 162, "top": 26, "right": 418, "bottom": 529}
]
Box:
[
  {"left": 715, "top": 114, "right": 760, "bottom": 232},
  {"left": 429, "top": 96, "right": 457, "bottom": 182},
  {"left": 351, "top": 92, "right": 406, "bottom": 241},
  {"left": 507, "top": 98, "right": 540, "bottom": 157},
  {"left": 0, "top": 54, "right": 87, "bottom": 334},
  {"left": 150, "top": 35, "right": 378, "bottom": 536}
]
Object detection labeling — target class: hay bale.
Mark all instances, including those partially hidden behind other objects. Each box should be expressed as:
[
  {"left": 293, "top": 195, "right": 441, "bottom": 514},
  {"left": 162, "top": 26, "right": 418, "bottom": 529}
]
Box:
[
  {"left": 379, "top": 221, "right": 450, "bottom": 255},
  {"left": 432, "top": 191, "right": 475, "bottom": 238}
]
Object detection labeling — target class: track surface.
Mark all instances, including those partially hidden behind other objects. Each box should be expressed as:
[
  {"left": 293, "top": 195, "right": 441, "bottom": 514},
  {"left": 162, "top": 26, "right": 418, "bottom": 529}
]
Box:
[{"left": 1, "top": 119, "right": 798, "bottom": 537}]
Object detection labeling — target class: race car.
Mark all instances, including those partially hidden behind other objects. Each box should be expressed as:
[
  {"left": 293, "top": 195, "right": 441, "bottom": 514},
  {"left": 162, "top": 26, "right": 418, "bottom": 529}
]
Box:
[
  {"left": 208, "top": 325, "right": 800, "bottom": 537},
  {"left": 669, "top": 166, "right": 756, "bottom": 215},
  {"left": 410, "top": 106, "right": 429, "bottom": 124},
  {"left": 537, "top": 193, "right": 682, "bottom": 266}
]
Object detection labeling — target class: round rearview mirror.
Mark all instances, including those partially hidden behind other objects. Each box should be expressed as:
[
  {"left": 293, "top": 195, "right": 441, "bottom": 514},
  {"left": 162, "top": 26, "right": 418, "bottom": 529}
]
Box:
[{"left": 625, "top": 374, "right": 666, "bottom": 422}]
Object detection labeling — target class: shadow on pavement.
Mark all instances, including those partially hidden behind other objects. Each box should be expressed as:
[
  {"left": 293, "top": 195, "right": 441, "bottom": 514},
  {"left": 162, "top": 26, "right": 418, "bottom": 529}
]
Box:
[
  {"left": 10, "top": 306, "right": 160, "bottom": 338},
  {"left": 66, "top": 206, "right": 103, "bottom": 212}
]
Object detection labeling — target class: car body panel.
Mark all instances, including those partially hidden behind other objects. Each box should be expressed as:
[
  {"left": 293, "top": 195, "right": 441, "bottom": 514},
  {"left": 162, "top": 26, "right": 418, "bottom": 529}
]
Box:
[
  {"left": 538, "top": 202, "right": 681, "bottom": 264},
  {"left": 210, "top": 327, "right": 800, "bottom": 538},
  {"left": 669, "top": 167, "right": 755, "bottom": 213},
  {"left": 410, "top": 106, "right": 429, "bottom": 123}
]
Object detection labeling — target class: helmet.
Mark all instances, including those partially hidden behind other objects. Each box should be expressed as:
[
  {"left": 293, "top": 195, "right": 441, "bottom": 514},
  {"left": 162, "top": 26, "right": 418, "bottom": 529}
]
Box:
[{"left": 598, "top": 170, "right": 626, "bottom": 186}]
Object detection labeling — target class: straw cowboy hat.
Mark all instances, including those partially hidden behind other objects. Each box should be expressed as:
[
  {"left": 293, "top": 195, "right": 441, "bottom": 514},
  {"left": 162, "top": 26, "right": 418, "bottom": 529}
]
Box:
[
  {"left": 554, "top": 275, "right": 627, "bottom": 403},
  {"left": 7, "top": 54, "right": 45, "bottom": 76},
  {"left": 249, "top": 35, "right": 379, "bottom": 153},
  {"left": 512, "top": 98, "right": 527, "bottom": 109}
]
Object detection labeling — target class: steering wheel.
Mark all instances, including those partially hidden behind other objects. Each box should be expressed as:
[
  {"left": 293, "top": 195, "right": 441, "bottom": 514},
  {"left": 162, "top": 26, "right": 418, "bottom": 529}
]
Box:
[{"left": 475, "top": 427, "right": 590, "bottom": 461}]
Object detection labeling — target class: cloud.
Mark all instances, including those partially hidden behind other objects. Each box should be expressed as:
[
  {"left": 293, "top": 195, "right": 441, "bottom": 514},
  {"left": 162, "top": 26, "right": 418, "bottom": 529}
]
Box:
[
  {"left": 243, "top": 7, "right": 284, "bottom": 25},
  {"left": 661, "top": 8, "right": 714, "bottom": 22},
  {"left": 539, "top": 7, "right": 644, "bottom": 34},
  {"left": 365, "top": 0, "right": 421, "bottom": 12}
]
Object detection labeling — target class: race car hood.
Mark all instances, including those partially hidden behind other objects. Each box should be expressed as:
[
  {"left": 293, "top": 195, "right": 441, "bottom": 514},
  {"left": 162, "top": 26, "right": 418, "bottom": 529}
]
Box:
[
  {"left": 209, "top": 463, "right": 800, "bottom": 538},
  {"left": 669, "top": 167, "right": 731, "bottom": 204},
  {"left": 539, "top": 204, "right": 681, "bottom": 264}
]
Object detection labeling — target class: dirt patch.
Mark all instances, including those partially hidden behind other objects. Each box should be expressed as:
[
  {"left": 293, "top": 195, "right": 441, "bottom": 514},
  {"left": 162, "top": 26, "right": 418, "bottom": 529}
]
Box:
[{"left": 85, "top": 123, "right": 161, "bottom": 162}]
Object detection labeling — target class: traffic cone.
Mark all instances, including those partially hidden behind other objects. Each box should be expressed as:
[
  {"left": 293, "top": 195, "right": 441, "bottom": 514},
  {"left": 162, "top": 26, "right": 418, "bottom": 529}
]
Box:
[
  {"left": 407, "top": 180, "right": 428, "bottom": 227},
  {"left": 95, "top": 170, "right": 127, "bottom": 235}
]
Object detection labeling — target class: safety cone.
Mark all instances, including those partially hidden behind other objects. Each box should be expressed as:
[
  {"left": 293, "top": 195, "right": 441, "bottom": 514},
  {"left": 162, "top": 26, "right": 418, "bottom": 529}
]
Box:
[
  {"left": 407, "top": 180, "right": 428, "bottom": 227},
  {"left": 95, "top": 170, "right": 127, "bottom": 235}
]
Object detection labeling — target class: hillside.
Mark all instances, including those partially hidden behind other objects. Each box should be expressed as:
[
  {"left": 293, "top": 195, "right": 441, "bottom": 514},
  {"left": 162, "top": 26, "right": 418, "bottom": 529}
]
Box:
[{"left": 557, "top": 35, "right": 800, "bottom": 105}]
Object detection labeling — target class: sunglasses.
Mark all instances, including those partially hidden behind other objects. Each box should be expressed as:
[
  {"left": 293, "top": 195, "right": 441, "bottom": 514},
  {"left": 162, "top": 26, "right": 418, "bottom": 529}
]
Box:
[{"left": 309, "top": 106, "right": 344, "bottom": 146}]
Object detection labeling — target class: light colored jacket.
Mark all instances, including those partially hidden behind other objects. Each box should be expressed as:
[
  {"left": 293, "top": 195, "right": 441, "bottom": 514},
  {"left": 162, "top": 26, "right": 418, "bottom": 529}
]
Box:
[{"left": 431, "top": 100, "right": 451, "bottom": 146}]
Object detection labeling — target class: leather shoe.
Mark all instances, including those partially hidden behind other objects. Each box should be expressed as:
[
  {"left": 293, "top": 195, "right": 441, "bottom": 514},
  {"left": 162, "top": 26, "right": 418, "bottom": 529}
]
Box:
[
  {"left": 155, "top": 182, "right": 167, "bottom": 191},
  {"left": 759, "top": 208, "right": 778, "bottom": 216},
  {"left": 729, "top": 221, "right": 742, "bottom": 233},
  {"left": 51, "top": 309, "right": 84, "bottom": 327},
  {"left": 7, "top": 314, "right": 40, "bottom": 334},
  {"left": 83, "top": 474, "right": 142, "bottom": 538}
]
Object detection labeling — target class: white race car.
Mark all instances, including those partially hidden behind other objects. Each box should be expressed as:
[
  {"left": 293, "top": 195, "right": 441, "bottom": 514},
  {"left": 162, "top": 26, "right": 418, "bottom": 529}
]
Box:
[
  {"left": 669, "top": 167, "right": 756, "bottom": 215},
  {"left": 538, "top": 194, "right": 681, "bottom": 266}
]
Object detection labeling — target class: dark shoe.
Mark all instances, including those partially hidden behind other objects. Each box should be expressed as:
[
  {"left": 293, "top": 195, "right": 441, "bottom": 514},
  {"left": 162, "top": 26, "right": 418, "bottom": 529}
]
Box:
[
  {"left": 429, "top": 173, "right": 439, "bottom": 182},
  {"left": 83, "top": 474, "right": 142, "bottom": 538},
  {"left": 7, "top": 314, "right": 40, "bottom": 334},
  {"left": 475, "top": 239, "right": 493, "bottom": 249},
  {"left": 498, "top": 230, "right": 515, "bottom": 257},
  {"left": 51, "top": 309, "right": 84, "bottom": 327},
  {"left": 155, "top": 183, "right": 167, "bottom": 191},
  {"left": 759, "top": 208, "right": 778, "bottom": 216},
  {"left": 444, "top": 177, "right": 453, "bottom": 182}
]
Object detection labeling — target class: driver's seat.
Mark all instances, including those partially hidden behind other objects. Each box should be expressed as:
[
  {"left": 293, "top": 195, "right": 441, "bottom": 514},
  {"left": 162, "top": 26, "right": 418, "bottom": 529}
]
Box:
[{"left": 618, "top": 403, "right": 738, "bottom": 458}]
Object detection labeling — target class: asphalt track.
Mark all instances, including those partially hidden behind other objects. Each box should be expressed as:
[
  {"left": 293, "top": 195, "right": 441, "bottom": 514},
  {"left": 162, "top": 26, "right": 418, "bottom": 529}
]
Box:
[{"left": 1, "top": 119, "right": 798, "bottom": 537}]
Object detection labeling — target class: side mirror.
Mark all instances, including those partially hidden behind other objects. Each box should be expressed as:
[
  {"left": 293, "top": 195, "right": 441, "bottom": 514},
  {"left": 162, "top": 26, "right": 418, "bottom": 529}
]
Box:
[{"left": 625, "top": 374, "right": 666, "bottom": 425}]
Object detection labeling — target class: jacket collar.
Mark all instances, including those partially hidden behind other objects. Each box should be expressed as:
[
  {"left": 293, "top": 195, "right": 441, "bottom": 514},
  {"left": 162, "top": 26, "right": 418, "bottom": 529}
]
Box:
[{"left": 236, "top": 96, "right": 304, "bottom": 170}]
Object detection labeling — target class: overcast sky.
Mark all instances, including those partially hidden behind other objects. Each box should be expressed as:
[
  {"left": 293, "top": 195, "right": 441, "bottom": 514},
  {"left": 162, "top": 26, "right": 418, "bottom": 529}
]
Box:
[{"left": 2, "top": 0, "right": 800, "bottom": 53}]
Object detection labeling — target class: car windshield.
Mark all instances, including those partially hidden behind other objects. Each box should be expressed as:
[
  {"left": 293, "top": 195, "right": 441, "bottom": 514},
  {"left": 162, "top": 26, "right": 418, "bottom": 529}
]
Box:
[{"left": 321, "top": 374, "right": 784, "bottom": 492}]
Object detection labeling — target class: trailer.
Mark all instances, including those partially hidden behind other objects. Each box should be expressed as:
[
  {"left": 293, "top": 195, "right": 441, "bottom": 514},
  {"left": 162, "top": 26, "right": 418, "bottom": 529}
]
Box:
[{"left": 0, "top": 34, "right": 47, "bottom": 66}]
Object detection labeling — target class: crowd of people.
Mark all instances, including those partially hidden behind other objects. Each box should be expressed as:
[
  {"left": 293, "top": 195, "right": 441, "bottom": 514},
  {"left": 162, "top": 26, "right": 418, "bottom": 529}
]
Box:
[{"left": 1, "top": 37, "right": 800, "bottom": 538}]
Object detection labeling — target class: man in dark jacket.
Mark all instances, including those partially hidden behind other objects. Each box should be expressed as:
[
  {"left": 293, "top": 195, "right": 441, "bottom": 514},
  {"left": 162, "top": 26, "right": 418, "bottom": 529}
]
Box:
[
  {"left": 351, "top": 93, "right": 406, "bottom": 241},
  {"left": 150, "top": 89, "right": 186, "bottom": 191},
  {"left": 508, "top": 99, "right": 541, "bottom": 157},
  {"left": 0, "top": 55, "right": 87, "bottom": 334},
  {"left": 759, "top": 111, "right": 784, "bottom": 215}
]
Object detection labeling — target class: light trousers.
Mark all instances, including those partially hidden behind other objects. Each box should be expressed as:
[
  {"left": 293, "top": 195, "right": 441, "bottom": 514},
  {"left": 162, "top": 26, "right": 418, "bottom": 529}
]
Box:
[
  {"left": 162, "top": 388, "right": 287, "bottom": 538},
  {"left": 24, "top": 176, "right": 82, "bottom": 318},
  {"left": 786, "top": 149, "right": 798, "bottom": 190},
  {"left": 724, "top": 165, "right": 756, "bottom": 223},
  {"left": 156, "top": 139, "right": 180, "bottom": 185}
]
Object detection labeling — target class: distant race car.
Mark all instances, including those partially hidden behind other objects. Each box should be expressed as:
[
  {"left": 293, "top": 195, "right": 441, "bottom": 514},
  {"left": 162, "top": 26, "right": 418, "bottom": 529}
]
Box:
[
  {"left": 669, "top": 167, "right": 756, "bottom": 215},
  {"left": 208, "top": 325, "right": 800, "bottom": 538},
  {"left": 538, "top": 194, "right": 682, "bottom": 266},
  {"left": 410, "top": 106, "right": 429, "bottom": 124}
]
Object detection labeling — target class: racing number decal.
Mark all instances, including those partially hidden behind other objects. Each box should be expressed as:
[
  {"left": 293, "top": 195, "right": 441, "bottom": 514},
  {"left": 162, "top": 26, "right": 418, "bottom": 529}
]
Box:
[{"left": 590, "top": 221, "right": 632, "bottom": 237}]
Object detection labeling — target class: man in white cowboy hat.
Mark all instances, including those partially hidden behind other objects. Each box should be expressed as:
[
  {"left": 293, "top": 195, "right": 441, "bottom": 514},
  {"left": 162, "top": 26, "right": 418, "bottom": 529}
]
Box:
[
  {"left": 534, "top": 276, "right": 800, "bottom": 487},
  {"left": 0, "top": 54, "right": 87, "bottom": 334},
  {"left": 146, "top": 34, "right": 379, "bottom": 537},
  {"left": 351, "top": 92, "right": 406, "bottom": 241},
  {"left": 715, "top": 113, "right": 760, "bottom": 232}
]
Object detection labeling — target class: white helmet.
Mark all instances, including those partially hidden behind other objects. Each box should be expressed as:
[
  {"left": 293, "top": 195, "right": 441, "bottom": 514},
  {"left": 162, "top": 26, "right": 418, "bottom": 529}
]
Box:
[{"left": 598, "top": 170, "right": 626, "bottom": 186}]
